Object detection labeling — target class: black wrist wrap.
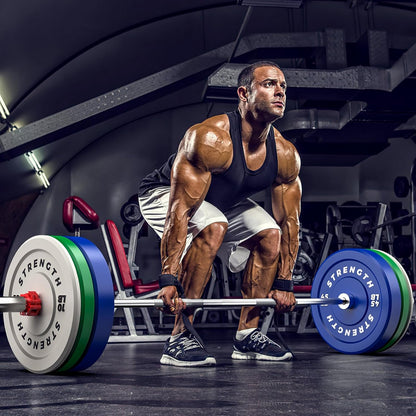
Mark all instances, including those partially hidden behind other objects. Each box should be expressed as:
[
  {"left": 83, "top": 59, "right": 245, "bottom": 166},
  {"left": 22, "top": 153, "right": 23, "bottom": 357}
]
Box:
[
  {"left": 159, "top": 274, "right": 185, "bottom": 296},
  {"left": 272, "top": 278, "right": 294, "bottom": 292}
]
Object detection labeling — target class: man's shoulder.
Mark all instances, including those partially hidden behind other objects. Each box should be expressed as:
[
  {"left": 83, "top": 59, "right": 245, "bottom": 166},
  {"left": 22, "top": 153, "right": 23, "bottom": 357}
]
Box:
[
  {"left": 198, "top": 113, "right": 230, "bottom": 134},
  {"left": 272, "top": 127, "right": 299, "bottom": 156},
  {"left": 179, "top": 114, "right": 232, "bottom": 172},
  {"left": 186, "top": 114, "right": 232, "bottom": 153},
  {"left": 272, "top": 127, "right": 301, "bottom": 183}
]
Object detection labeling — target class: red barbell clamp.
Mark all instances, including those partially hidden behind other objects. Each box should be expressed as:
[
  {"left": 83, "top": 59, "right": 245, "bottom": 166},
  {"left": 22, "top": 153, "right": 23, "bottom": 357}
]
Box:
[{"left": 20, "top": 291, "right": 42, "bottom": 316}]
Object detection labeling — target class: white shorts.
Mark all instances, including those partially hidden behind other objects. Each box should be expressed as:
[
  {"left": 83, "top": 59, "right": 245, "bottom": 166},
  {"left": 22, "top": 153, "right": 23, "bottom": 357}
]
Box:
[{"left": 138, "top": 186, "right": 280, "bottom": 273}]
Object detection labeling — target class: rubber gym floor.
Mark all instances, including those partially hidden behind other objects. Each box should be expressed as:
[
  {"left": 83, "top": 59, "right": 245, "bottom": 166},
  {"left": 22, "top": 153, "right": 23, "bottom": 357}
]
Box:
[{"left": 0, "top": 326, "right": 415, "bottom": 416}]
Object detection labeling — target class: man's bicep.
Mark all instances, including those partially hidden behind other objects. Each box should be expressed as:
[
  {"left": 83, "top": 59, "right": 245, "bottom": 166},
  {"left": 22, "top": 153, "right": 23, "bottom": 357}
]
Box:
[{"left": 170, "top": 155, "right": 212, "bottom": 216}]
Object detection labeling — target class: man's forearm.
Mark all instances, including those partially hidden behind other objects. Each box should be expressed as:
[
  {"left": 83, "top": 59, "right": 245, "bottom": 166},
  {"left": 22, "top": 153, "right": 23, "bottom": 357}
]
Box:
[
  {"left": 276, "top": 216, "right": 299, "bottom": 281},
  {"left": 160, "top": 210, "right": 189, "bottom": 277}
]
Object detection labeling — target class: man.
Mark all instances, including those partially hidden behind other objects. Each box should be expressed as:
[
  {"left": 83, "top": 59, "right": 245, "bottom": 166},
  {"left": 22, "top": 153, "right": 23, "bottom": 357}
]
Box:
[{"left": 138, "top": 61, "right": 301, "bottom": 367}]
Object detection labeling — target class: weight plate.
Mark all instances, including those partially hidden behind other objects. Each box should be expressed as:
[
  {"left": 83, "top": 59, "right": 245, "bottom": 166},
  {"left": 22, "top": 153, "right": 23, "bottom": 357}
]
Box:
[
  {"left": 293, "top": 250, "right": 314, "bottom": 284},
  {"left": 3, "top": 236, "right": 81, "bottom": 374},
  {"left": 120, "top": 200, "right": 142, "bottom": 226},
  {"left": 66, "top": 236, "right": 114, "bottom": 371},
  {"left": 53, "top": 237, "right": 95, "bottom": 372},
  {"left": 394, "top": 176, "right": 410, "bottom": 198},
  {"left": 311, "top": 249, "right": 402, "bottom": 354},
  {"left": 371, "top": 250, "right": 413, "bottom": 352},
  {"left": 351, "top": 216, "right": 372, "bottom": 247}
]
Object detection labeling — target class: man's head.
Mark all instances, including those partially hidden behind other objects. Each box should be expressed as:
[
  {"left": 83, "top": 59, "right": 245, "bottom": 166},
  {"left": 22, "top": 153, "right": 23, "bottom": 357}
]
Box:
[
  {"left": 237, "top": 61, "right": 287, "bottom": 122},
  {"left": 237, "top": 61, "right": 282, "bottom": 92}
]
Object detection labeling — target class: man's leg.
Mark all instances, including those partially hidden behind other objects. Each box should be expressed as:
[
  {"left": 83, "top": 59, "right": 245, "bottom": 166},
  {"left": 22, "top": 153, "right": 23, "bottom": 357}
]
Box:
[
  {"left": 232, "top": 228, "right": 292, "bottom": 361},
  {"left": 172, "top": 221, "right": 228, "bottom": 335},
  {"left": 140, "top": 188, "right": 229, "bottom": 366},
  {"left": 238, "top": 227, "right": 281, "bottom": 331},
  {"left": 216, "top": 199, "right": 292, "bottom": 361},
  {"left": 159, "top": 222, "right": 227, "bottom": 366}
]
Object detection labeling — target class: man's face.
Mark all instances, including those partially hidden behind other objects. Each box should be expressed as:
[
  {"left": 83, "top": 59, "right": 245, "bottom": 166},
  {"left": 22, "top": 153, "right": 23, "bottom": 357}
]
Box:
[{"left": 245, "top": 66, "right": 287, "bottom": 122}]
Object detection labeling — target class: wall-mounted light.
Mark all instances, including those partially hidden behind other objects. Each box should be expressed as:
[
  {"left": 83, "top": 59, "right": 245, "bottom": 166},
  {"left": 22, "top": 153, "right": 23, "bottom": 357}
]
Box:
[
  {"left": 37, "top": 170, "right": 50, "bottom": 189},
  {"left": 25, "top": 151, "right": 50, "bottom": 189},
  {"left": 0, "top": 93, "right": 10, "bottom": 120},
  {"left": 0, "top": 92, "right": 18, "bottom": 132}
]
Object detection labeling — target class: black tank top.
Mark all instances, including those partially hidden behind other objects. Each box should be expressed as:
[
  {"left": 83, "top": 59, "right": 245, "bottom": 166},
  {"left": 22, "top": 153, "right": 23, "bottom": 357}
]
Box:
[{"left": 138, "top": 110, "right": 278, "bottom": 211}]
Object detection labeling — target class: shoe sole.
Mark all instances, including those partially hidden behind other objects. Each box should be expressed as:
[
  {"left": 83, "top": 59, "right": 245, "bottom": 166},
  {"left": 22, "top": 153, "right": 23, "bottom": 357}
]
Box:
[
  {"left": 231, "top": 350, "right": 293, "bottom": 361},
  {"left": 160, "top": 355, "right": 217, "bottom": 367}
]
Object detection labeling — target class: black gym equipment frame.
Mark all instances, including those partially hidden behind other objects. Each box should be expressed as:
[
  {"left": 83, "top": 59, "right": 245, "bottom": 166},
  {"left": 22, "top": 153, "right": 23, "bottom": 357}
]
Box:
[{"left": 1, "top": 30, "right": 415, "bottom": 162}]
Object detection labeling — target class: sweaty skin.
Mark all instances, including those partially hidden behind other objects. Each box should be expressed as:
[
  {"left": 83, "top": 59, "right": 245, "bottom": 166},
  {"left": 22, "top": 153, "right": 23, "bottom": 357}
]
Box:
[{"left": 157, "top": 66, "right": 302, "bottom": 334}]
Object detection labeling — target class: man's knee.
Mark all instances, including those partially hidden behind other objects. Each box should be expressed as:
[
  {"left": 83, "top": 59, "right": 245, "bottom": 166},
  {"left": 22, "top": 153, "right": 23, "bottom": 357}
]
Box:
[
  {"left": 194, "top": 222, "right": 228, "bottom": 257},
  {"left": 252, "top": 228, "right": 281, "bottom": 264}
]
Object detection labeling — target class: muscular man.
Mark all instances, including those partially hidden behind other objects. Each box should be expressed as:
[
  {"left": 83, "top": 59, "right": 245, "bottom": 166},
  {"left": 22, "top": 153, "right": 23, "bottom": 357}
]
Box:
[{"left": 138, "top": 61, "right": 301, "bottom": 367}]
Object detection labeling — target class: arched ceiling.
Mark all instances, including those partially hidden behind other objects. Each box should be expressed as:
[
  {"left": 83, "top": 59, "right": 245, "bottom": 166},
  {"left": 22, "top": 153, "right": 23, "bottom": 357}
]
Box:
[{"left": 0, "top": 0, "right": 415, "bottom": 202}]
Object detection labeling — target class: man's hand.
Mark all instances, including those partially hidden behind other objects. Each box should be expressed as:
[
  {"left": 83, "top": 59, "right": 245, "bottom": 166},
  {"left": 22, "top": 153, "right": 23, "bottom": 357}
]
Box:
[
  {"left": 157, "top": 285, "right": 186, "bottom": 315},
  {"left": 267, "top": 289, "right": 296, "bottom": 313}
]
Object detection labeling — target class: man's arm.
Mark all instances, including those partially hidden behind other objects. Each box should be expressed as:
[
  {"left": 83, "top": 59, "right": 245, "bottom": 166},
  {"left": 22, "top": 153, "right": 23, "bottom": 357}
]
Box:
[
  {"left": 160, "top": 153, "right": 211, "bottom": 277},
  {"left": 158, "top": 120, "right": 232, "bottom": 313},
  {"left": 268, "top": 133, "right": 302, "bottom": 312},
  {"left": 271, "top": 176, "right": 302, "bottom": 282}
]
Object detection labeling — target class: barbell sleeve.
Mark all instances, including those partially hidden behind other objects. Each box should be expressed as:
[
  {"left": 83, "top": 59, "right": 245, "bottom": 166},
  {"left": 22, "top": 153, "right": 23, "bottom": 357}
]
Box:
[{"left": 0, "top": 297, "right": 28, "bottom": 313}]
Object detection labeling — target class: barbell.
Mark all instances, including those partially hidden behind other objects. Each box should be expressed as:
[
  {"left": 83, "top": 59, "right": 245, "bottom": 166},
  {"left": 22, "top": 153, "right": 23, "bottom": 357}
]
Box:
[{"left": 1, "top": 235, "right": 414, "bottom": 374}]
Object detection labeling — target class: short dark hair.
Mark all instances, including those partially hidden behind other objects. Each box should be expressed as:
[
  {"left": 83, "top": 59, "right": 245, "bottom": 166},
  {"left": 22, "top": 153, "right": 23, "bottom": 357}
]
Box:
[{"left": 237, "top": 61, "right": 281, "bottom": 91}]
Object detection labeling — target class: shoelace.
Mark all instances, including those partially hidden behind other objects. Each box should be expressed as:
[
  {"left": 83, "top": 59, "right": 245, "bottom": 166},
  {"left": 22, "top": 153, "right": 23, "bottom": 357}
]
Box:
[
  {"left": 250, "top": 331, "right": 280, "bottom": 351},
  {"left": 168, "top": 334, "right": 202, "bottom": 353},
  {"left": 180, "top": 336, "right": 202, "bottom": 352}
]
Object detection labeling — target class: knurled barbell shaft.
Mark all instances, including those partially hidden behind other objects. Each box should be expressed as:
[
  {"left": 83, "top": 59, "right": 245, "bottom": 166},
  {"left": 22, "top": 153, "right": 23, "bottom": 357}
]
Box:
[{"left": 114, "top": 297, "right": 346, "bottom": 309}]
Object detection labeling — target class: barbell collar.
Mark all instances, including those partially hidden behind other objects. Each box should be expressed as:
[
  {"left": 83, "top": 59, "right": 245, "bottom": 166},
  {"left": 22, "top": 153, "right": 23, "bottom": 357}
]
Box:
[{"left": 114, "top": 297, "right": 347, "bottom": 309}]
